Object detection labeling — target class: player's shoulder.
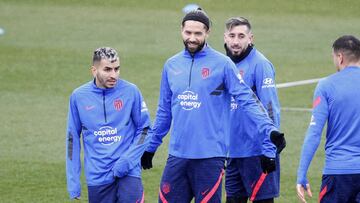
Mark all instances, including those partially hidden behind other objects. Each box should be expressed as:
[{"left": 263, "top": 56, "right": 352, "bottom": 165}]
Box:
[
  {"left": 205, "top": 46, "right": 236, "bottom": 70},
  {"left": 72, "top": 80, "right": 93, "bottom": 95},
  {"left": 322, "top": 71, "right": 340, "bottom": 83},
  {"left": 316, "top": 75, "right": 335, "bottom": 92},
  {"left": 117, "top": 79, "right": 140, "bottom": 92},
  {"left": 251, "top": 48, "right": 274, "bottom": 67},
  {"left": 207, "top": 46, "right": 229, "bottom": 60},
  {"left": 165, "top": 51, "right": 184, "bottom": 64}
]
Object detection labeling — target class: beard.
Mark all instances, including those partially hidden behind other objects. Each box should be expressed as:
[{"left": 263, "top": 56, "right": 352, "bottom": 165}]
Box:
[
  {"left": 95, "top": 75, "right": 117, "bottom": 89},
  {"left": 183, "top": 40, "right": 206, "bottom": 54},
  {"left": 225, "top": 43, "right": 253, "bottom": 64},
  {"left": 229, "top": 46, "right": 244, "bottom": 56}
]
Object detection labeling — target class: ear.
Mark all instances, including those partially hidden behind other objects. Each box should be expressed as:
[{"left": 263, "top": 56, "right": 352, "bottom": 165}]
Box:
[
  {"left": 249, "top": 33, "right": 254, "bottom": 44},
  {"left": 206, "top": 28, "right": 211, "bottom": 35},
  {"left": 335, "top": 52, "right": 343, "bottom": 66},
  {"left": 91, "top": 66, "right": 97, "bottom": 77},
  {"left": 204, "top": 28, "right": 210, "bottom": 40}
]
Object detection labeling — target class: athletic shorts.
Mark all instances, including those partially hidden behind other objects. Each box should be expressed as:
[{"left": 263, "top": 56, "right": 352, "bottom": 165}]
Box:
[
  {"left": 319, "top": 174, "right": 360, "bottom": 203},
  {"left": 88, "top": 176, "right": 144, "bottom": 203},
  {"left": 225, "top": 155, "right": 280, "bottom": 201},
  {"left": 159, "top": 155, "right": 225, "bottom": 203}
]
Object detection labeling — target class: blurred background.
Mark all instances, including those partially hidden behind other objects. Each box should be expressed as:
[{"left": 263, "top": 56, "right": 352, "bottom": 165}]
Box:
[{"left": 0, "top": 0, "right": 359, "bottom": 202}]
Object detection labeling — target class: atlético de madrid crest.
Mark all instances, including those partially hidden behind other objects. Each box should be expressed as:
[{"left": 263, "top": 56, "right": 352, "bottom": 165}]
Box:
[
  {"left": 201, "top": 67, "right": 210, "bottom": 79},
  {"left": 114, "top": 99, "right": 123, "bottom": 111}
]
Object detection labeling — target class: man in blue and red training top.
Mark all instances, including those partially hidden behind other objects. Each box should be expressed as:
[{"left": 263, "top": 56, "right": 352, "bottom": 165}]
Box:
[
  {"left": 224, "top": 17, "right": 282, "bottom": 203},
  {"left": 297, "top": 35, "right": 360, "bottom": 203},
  {"left": 66, "top": 47, "right": 151, "bottom": 203},
  {"left": 141, "top": 9, "right": 286, "bottom": 203}
]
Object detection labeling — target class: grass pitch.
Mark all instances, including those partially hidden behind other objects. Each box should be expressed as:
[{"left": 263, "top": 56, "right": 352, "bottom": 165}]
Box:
[{"left": 0, "top": 1, "right": 359, "bottom": 202}]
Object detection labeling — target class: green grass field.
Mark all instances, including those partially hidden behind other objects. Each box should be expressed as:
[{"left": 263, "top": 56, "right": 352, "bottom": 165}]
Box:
[{"left": 1, "top": 0, "right": 359, "bottom": 202}]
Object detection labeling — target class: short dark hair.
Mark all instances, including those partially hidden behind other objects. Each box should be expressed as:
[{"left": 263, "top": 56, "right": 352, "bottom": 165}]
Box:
[
  {"left": 225, "top": 17, "right": 251, "bottom": 32},
  {"left": 92, "top": 47, "right": 119, "bottom": 65},
  {"left": 333, "top": 35, "right": 360, "bottom": 62},
  {"left": 182, "top": 8, "right": 210, "bottom": 31}
]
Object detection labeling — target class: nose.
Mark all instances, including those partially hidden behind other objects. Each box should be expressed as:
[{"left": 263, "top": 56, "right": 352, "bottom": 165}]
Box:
[
  {"left": 109, "top": 69, "right": 118, "bottom": 78},
  {"left": 232, "top": 38, "right": 240, "bottom": 45},
  {"left": 188, "top": 34, "right": 197, "bottom": 42}
]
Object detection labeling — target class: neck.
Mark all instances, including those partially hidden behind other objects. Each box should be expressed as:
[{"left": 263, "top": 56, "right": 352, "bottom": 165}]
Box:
[
  {"left": 340, "top": 61, "right": 360, "bottom": 70},
  {"left": 225, "top": 44, "right": 253, "bottom": 63},
  {"left": 347, "top": 61, "right": 360, "bottom": 67}
]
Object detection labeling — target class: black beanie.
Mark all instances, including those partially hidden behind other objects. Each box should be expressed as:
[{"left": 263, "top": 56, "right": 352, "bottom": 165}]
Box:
[{"left": 182, "top": 8, "right": 210, "bottom": 30}]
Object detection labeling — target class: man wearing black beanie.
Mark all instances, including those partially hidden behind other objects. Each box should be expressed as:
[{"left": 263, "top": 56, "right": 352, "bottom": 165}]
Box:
[
  {"left": 141, "top": 9, "right": 285, "bottom": 203},
  {"left": 181, "top": 8, "right": 210, "bottom": 54}
]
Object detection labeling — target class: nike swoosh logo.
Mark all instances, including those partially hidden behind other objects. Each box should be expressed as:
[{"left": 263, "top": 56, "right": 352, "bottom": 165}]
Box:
[
  {"left": 171, "top": 68, "right": 182, "bottom": 75},
  {"left": 85, "top": 105, "right": 95, "bottom": 111}
]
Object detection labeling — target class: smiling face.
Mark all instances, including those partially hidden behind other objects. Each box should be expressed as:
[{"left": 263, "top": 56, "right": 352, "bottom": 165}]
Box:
[
  {"left": 224, "top": 24, "right": 253, "bottom": 56},
  {"left": 181, "top": 20, "right": 209, "bottom": 54},
  {"left": 92, "top": 58, "right": 120, "bottom": 88}
]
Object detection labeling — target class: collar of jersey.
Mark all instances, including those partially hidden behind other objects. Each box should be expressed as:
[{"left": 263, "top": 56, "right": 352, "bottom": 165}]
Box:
[
  {"left": 345, "top": 65, "right": 360, "bottom": 70},
  {"left": 225, "top": 44, "right": 254, "bottom": 64}
]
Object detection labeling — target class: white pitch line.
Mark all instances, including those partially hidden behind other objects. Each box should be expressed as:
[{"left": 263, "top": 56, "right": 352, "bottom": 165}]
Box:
[
  {"left": 277, "top": 78, "right": 323, "bottom": 88},
  {"left": 281, "top": 107, "right": 312, "bottom": 112},
  {"left": 275, "top": 78, "right": 321, "bottom": 112}
]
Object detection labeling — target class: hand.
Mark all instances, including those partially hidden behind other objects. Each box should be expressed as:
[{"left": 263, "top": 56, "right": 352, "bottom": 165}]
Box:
[
  {"left": 296, "top": 183, "right": 312, "bottom": 203},
  {"left": 270, "top": 131, "right": 286, "bottom": 153},
  {"left": 141, "top": 151, "right": 155, "bottom": 170},
  {"left": 260, "top": 155, "right": 276, "bottom": 173},
  {"left": 69, "top": 191, "right": 81, "bottom": 200},
  {"left": 112, "top": 158, "right": 130, "bottom": 178}
]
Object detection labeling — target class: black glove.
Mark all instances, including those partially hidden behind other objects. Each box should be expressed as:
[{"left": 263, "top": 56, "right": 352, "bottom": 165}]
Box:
[
  {"left": 141, "top": 151, "right": 155, "bottom": 170},
  {"left": 270, "top": 131, "right": 286, "bottom": 154},
  {"left": 260, "top": 155, "right": 276, "bottom": 173}
]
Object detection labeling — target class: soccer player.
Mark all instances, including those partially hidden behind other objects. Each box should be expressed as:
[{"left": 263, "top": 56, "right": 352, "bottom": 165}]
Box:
[
  {"left": 296, "top": 35, "right": 360, "bottom": 203},
  {"left": 141, "top": 9, "right": 286, "bottom": 203},
  {"left": 66, "top": 47, "right": 151, "bottom": 203},
  {"left": 223, "top": 17, "right": 282, "bottom": 203}
]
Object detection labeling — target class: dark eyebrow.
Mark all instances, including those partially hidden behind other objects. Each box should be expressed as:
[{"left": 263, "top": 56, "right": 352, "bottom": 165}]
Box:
[{"left": 104, "top": 66, "right": 120, "bottom": 69}]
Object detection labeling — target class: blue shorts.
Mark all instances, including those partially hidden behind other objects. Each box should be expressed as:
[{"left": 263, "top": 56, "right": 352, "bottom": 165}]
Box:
[
  {"left": 319, "top": 174, "right": 360, "bottom": 203},
  {"left": 88, "top": 176, "right": 144, "bottom": 203},
  {"left": 225, "top": 155, "right": 280, "bottom": 201},
  {"left": 159, "top": 155, "right": 225, "bottom": 203}
]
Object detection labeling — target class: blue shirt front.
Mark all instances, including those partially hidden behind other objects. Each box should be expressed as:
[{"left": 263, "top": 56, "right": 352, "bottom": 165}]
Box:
[
  {"left": 148, "top": 45, "right": 277, "bottom": 159},
  {"left": 297, "top": 66, "right": 360, "bottom": 186},
  {"left": 66, "top": 79, "right": 151, "bottom": 198},
  {"left": 229, "top": 47, "right": 281, "bottom": 157}
]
